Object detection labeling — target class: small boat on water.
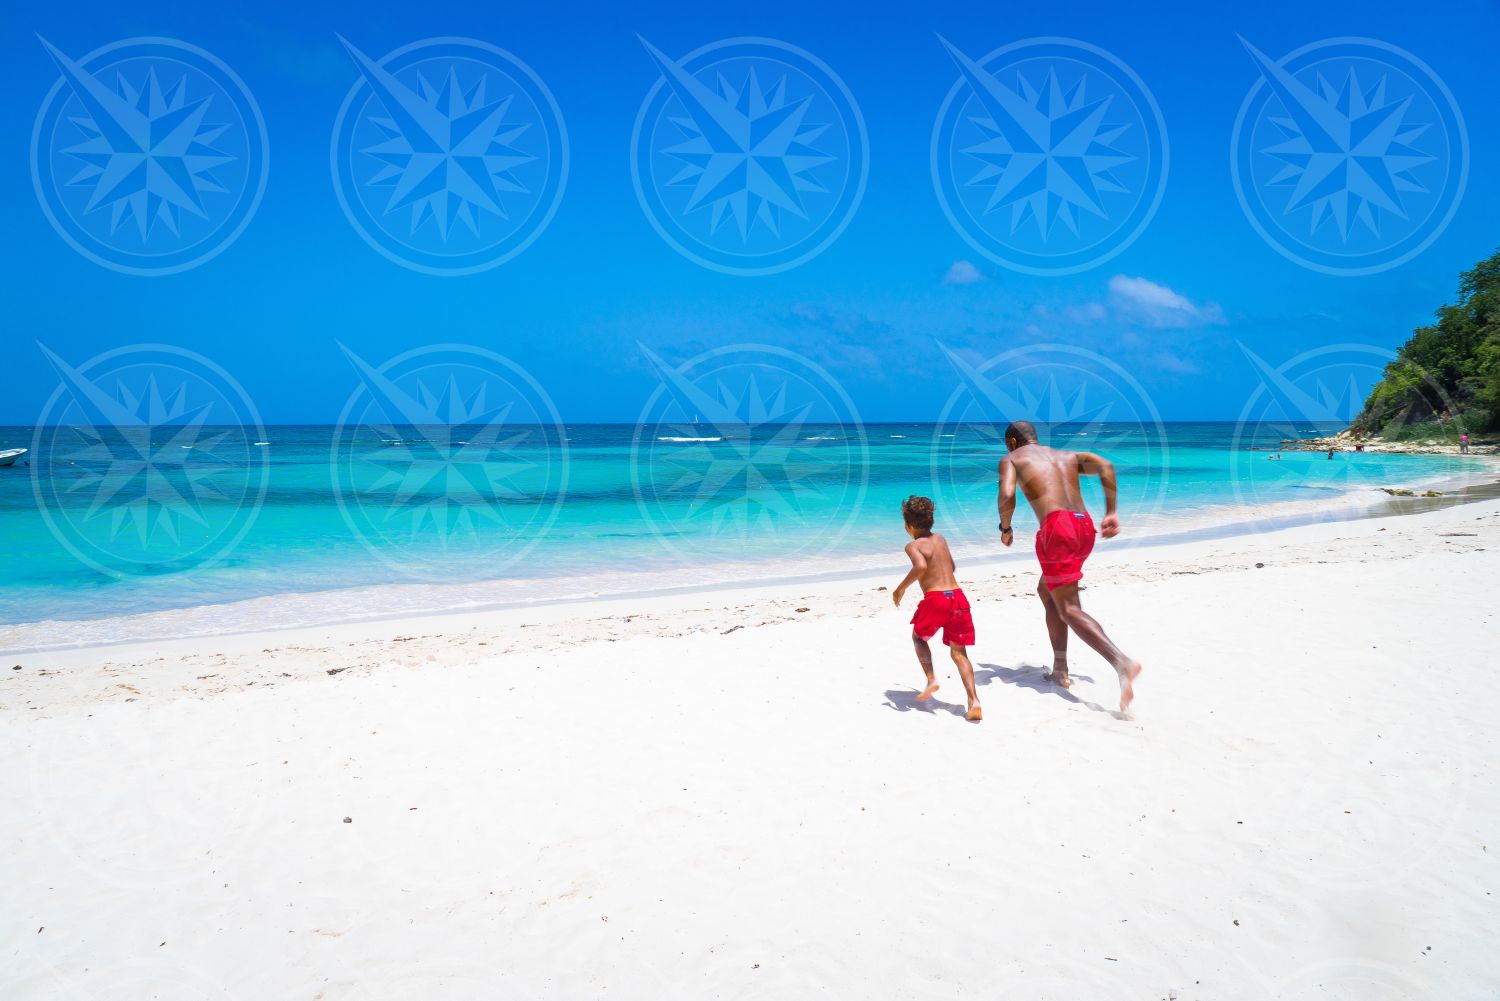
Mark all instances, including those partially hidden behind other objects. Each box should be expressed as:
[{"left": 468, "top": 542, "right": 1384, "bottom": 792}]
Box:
[{"left": 0, "top": 448, "right": 28, "bottom": 467}]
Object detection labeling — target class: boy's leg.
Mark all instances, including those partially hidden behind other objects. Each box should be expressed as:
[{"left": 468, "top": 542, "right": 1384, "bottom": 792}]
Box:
[
  {"left": 949, "top": 644, "right": 982, "bottom": 721},
  {"left": 1047, "top": 582, "right": 1142, "bottom": 714},
  {"left": 912, "top": 632, "right": 939, "bottom": 700},
  {"left": 1037, "top": 577, "right": 1071, "bottom": 687}
]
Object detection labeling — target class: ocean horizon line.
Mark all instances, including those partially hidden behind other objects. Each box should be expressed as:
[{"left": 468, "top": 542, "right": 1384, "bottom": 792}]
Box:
[{"left": 0, "top": 419, "right": 1347, "bottom": 429}]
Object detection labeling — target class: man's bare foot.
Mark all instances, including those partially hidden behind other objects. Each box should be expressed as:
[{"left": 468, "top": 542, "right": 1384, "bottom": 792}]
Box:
[
  {"left": 917, "top": 681, "right": 940, "bottom": 701},
  {"left": 1044, "top": 667, "right": 1072, "bottom": 689},
  {"left": 965, "top": 703, "right": 983, "bottom": 722},
  {"left": 1116, "top": 661, "right": 1142, "bottom": 715}
]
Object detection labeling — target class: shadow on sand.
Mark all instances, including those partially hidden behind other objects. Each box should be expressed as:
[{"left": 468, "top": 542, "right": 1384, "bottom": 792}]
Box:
[
  {"left": 882, "top": 687, "right": 968, "bottom": 719},
  {"left": 883, "top": 663, "right": 1123, "bottom": 721},
  {"left": 978, "top": 662, "right": 1124, "bottom": 719}
]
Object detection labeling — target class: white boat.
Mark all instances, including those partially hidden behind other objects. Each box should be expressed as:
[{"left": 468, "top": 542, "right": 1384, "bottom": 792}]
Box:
[{"left": 0, "top": 448, "right": 28, "bottom": 467}]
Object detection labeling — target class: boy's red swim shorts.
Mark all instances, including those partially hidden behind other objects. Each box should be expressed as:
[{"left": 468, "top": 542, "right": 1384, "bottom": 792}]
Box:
[
  {"left": 910, "top": 588, "right": 975, "bottom": 647},
  {"left": 1035, "top": 510, "right": 1096, "bottom": 591}
]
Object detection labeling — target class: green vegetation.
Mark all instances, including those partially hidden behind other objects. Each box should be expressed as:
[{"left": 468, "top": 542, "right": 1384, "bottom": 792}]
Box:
[{"left": 1352, "top": 247, "right": 1500, "bottom": 437}]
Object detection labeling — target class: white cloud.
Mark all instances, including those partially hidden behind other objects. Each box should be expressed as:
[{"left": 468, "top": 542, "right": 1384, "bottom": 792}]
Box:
[
  {"left": 1153, "top": 351, "right": 1201, "bottom": 375},
  {"left": 1106, "top": 275, "right": 1225, "bottom": 329},
  {"left": 942, "top": 260, "right": 985, "bottom": 285},
  {"left": 1062, "top": 301, "right": 1108, "bottom": 324}
]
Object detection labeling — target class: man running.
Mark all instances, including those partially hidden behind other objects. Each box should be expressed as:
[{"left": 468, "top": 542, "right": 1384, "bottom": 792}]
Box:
[{"left": 997, "top": 420, "right": 1142, "bottom": 715}]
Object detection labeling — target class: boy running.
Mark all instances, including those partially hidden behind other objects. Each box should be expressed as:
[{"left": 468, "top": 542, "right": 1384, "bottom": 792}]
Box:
[
  {"left": 997, "top": 421, "right": 1142, "bottom": 715},
  {"left": 893, "top": 495, "right": 982, "bottom": 722}
]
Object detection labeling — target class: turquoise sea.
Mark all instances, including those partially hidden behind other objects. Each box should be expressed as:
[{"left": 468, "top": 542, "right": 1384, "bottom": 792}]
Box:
[{"left": 0, "top": 421, "right": 1488, "bottom": 647}]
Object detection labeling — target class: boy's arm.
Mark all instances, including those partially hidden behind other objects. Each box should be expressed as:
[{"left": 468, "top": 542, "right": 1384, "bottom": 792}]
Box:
[
  {"left": 892, "top": 542, "right": 927, "bottom": 606},
  {"left": 997, "top": 456, "right": 1018, "bottom": 547},
  {"left": 1076, "top": 451, "right": 1120, "bottom": 538}
]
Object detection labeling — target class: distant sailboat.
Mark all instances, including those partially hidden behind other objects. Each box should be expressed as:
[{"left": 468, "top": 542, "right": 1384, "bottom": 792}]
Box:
[{"left": 0, "top": 448, "right": 28, "bottom": 467}]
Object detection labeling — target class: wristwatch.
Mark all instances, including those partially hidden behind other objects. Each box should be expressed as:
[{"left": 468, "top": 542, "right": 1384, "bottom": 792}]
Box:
[{"left": 998, "top": 523, "right": 1012, "bottom": 533}]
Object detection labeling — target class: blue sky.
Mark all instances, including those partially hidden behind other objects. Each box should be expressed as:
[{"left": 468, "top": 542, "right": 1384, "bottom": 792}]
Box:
[{"left": 2, "top": 0, "right": 1496, "bottom": 423}]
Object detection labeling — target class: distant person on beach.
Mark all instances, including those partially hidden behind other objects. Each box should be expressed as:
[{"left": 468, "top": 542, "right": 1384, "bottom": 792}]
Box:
[
  {"left": 997, "top": 421, "right": 1142, "bottom": 715},
  {"left": 892, "top": 495, "right": 981, "bottom": 722},
  {"left": 1461, "top": 433, "right": 1470, "bottom": 453}
]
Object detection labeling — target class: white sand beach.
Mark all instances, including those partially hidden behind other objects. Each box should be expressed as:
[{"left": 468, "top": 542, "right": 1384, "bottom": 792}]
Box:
[{"left": 3, "top": 500, "right": 1498, "bottom": 999}]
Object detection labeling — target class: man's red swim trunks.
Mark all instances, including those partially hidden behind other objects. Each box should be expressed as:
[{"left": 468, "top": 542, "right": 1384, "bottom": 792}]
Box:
[
  {"left": 910, "top": 588, "right": 975, "bottom": 647},
  {"left": 1035, "top": 510, "right": 1096, "bottom": 591}
]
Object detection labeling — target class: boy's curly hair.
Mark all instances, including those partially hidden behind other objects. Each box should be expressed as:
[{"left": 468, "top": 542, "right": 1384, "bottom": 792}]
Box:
[{"left": 902, "top": 495, "right": 935, "bottom": 531}]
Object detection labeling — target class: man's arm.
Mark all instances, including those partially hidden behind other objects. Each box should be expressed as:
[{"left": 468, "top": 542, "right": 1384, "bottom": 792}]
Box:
[
  {"left": 997, "top": 456, "right": 1018, "bottom": 547},
  {"left": 893, "top": 542, "right": 927, "bottom": 606},
  {"left": 1076, "top": 451, "right": 1120, "bottom": 538}
]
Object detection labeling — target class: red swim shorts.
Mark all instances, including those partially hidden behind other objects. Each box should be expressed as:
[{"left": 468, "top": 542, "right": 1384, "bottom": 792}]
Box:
[
  {"left": 1035, "top": 510, "right": 1096, "bottom": 591},
  {"left": 910, "top": 588, "right": 975, "bottom": 647}
]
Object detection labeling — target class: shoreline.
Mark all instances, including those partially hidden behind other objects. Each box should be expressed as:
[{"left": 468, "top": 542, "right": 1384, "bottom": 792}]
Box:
[
  {"left": 4, "top": 484, "right": 1497, "bottom": 998},
  {"left": 8, "top": 491, "right": 1500, "bottom": 700},
  {"left": 1283, "top": 427, "right": 1498, "bottom": 455},
  {"left": 5, "top": 460, "right": 1499, "bottom": 655}
]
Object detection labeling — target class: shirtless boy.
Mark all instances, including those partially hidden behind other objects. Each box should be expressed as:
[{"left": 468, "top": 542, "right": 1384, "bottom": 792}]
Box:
[
  {"left": 892, "top": 495, "right": 981, "bottom": 722},
  {"left": 997, "top": 421, "right": 1142, "bottom": 715}
]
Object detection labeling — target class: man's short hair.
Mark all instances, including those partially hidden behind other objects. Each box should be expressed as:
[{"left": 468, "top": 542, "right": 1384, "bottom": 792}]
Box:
[
  {"left": 902, "top": 495, "right": 935, "bottom": 531},
  {"left": 1004, "top": 420, "right": 1038, "bottom": 445}
]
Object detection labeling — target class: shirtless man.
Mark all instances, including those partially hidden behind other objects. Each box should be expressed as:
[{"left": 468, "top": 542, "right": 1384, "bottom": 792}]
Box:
[
  {"left": 892, "top": 495, "right": 981, "bottom": 722},
  {"left": 997, "top": 421, "right": 1142, "bottom": 715}
]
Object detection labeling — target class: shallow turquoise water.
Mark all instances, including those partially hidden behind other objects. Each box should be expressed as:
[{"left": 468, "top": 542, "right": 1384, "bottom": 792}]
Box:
[{"left": 0, "top": 421, "right": 1485, "bottom": 630}]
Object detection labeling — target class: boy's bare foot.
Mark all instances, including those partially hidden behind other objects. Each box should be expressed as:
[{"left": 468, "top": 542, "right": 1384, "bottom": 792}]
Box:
[
  {"left": 1044, "top": 667, "right": 1072, "bottom": 689},
  {"left": 917, "top": 681, "right": 940, "bottom": 701},
  {"left": 1116, "top": 661, "right": 1142, "bottom": 715},
  {"left": 965, "top": 702, "right": 983, "bottom": 722}
]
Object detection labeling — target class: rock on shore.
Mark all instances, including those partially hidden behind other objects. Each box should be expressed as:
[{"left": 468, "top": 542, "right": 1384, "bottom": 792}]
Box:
[{"left": 1279, "top": 428, "right": 1496, "bottom": 456}]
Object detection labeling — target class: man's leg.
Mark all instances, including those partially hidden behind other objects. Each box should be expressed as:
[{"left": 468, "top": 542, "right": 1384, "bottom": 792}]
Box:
[
  {"left": 949, "top": 644, "right": 982, "bottom": 721},
  {"left": 912, "top": 633, "right": 939, "bottom": 700},
  {"left": 1037, "top": 578, "right": 1071, "bottom": 688},
  {"left": 1047, "top": 582, "right": 1142, "bottom": 714}
]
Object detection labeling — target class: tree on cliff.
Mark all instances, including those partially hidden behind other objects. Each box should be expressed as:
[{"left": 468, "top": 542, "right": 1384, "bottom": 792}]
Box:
[{"left": 1353, "top": 248, "right": 1500, "bottom": 436}]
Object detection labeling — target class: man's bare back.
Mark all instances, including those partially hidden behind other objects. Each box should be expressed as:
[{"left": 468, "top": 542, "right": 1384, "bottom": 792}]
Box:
[
  {"left": 1000, "top": 442, "right": 1120, "bottom": 537},
  {"left": 996, "top": 421, "right": 1139, "bottom": 715}
]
